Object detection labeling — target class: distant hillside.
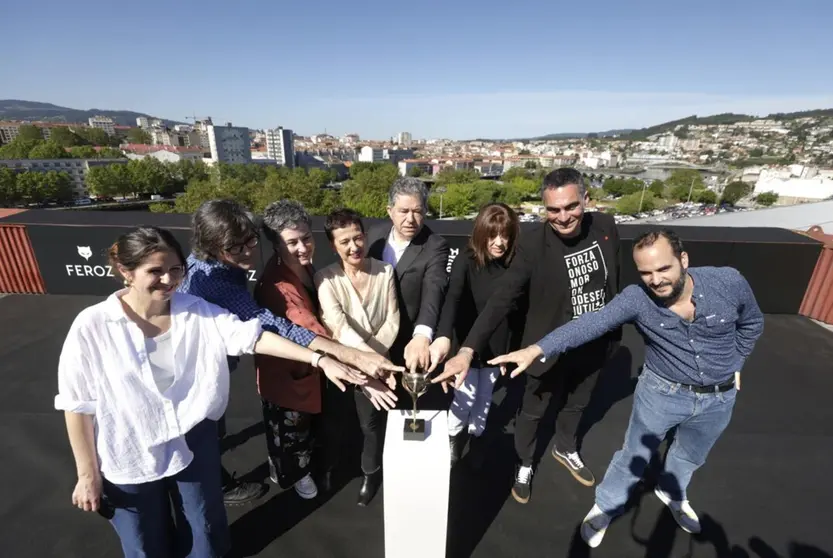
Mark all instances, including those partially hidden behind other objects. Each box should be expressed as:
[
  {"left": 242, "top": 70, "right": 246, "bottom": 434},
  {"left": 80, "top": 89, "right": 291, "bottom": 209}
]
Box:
[
  {"left": 0, "top": 100, "right": 184, "bottom": 127},
  {"left": 621, "top": 108, "right": 833, "bottom": 140}
]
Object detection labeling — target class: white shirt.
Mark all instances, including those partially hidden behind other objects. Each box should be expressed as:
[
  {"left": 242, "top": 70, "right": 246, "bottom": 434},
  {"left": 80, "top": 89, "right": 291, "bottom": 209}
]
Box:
[
  {"left": 381, "top": 228, "right": 433, "bottom": 342},
  {"left": 146, "top": 329, "right": 175, "bottom": 393},
  {"left": 54, "top": 289, "right": 263, "bottom": 485}
]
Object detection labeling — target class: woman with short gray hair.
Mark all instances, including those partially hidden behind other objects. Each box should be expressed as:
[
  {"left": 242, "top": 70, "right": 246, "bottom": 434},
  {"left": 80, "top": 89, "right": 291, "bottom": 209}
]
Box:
[{"left": 254, "top": 200, "right": 332, "bottom": 499}]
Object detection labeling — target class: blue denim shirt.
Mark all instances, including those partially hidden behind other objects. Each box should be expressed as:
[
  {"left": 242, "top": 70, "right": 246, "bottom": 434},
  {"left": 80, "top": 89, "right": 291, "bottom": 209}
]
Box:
[
  {"left": 178, "top": 254, "right": 317, "bottom": 348},
  {"left": 537, "top": 266, "right": 764, "bottom": 386}
]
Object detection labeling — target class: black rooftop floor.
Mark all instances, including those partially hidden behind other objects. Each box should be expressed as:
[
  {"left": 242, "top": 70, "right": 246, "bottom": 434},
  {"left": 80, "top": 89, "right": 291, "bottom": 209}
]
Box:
[{"left": 0, "top": 294, "right": 831, "bottom": 557}]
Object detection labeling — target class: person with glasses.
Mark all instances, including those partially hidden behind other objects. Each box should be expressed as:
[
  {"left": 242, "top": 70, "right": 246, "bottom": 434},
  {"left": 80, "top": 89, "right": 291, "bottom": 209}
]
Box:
[{"left": 178, "top": 199, "right": 404, "bottom": 506}]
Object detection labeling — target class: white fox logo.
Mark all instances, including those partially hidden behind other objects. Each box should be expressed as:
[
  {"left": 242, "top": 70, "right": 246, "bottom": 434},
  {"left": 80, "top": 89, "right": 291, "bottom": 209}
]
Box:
[{"left": 77, "top": 246, "right": 92, "bottom": 261}]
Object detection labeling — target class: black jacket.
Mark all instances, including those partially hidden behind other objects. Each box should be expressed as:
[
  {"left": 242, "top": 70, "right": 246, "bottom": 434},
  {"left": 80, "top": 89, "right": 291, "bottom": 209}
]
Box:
[
  {"left": 436, "top": 248, "right": 526, "bottom": 368},
  {"left": 462, "top": 211, "right": 622, "bottom": 377},
  {"left": 366, "top": 223, "right": 450, "bottom": 363}
]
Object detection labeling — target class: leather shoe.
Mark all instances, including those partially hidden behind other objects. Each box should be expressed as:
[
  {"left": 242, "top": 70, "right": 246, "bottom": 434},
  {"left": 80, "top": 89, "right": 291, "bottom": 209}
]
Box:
[
  {"left": 319, "top": 470, "right": 333, "bottom": 493},
  {"left": 357, "top": 469, "right": 382, "bottom": 507}
]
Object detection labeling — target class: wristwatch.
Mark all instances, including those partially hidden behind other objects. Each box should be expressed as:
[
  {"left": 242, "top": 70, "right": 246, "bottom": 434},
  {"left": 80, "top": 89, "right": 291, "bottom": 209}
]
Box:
[{"left": 310, "top": 352, "right": 323, "bottom": 368}]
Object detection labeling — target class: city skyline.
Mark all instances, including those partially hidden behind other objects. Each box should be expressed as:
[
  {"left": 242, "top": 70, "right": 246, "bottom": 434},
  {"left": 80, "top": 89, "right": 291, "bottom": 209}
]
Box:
[{"left": 2, "top": 0, "right": 832, "bottom": 138}]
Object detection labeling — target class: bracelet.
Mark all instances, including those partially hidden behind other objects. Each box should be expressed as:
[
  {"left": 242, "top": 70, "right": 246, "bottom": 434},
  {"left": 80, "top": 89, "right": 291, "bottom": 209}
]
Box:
[{"left": 311, "top": 353, "right": 323, "bottom": 368}]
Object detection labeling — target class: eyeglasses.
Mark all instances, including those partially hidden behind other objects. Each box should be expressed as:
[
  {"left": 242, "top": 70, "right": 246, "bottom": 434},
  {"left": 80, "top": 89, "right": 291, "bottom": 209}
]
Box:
[{"left": 226, "top": 235, "right": 259, "bottom": 256}]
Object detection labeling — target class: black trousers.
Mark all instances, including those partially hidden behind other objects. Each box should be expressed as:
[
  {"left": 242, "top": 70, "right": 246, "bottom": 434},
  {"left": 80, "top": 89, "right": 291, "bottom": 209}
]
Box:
[
  {"left": 354, "top": 386, "right": 386, "bottom": 474},
  {"left": 514, "top": 342, "right": 611, "bottom": 466}
]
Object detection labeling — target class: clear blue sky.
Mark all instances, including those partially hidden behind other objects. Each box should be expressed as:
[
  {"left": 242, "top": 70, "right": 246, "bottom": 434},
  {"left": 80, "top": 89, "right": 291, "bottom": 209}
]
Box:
[{"left": 3, "top": 0, "right": 832, "bottom": 139}]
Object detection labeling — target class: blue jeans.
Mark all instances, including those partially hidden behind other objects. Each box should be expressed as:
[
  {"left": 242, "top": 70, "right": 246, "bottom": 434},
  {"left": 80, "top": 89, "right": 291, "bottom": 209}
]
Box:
[
  {"left": 595, "top": 367, "right": 737, "bottom": 515},
  {"left": 102, "top": 420, "right": 230, "bottom": 558}
]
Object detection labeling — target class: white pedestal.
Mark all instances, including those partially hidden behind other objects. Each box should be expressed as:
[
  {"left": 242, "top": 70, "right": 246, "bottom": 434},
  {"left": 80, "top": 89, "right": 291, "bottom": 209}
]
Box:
[{"left": 382, "top": 409, "right": 450, "bottom": 558}]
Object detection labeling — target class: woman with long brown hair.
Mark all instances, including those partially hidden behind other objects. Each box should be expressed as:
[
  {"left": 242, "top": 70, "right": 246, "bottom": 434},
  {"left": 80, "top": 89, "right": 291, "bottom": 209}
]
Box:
[{"left": 430, "top": 202, "right": 524, "bottom": 464}]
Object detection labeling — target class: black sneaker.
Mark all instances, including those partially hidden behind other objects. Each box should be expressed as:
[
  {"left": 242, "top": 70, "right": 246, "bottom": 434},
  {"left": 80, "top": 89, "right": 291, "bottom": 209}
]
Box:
[
  {"left": 512, "top": 465, "right": 534, "bottom": 503},
  {"left": 223, "top": 475, "right": 267, "bottom": 506},
  {"left": 552, "top": 447, "right": 596, "bottom": 487}
]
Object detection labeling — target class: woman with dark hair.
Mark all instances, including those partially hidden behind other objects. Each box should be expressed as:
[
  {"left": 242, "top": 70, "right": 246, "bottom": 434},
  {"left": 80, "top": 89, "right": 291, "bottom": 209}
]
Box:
[
  {"left": 315, "top": 208, "right": 400, "bottom": 506},
  {"left": 54, "top": 226, "right": 366, "bottom": 558},
  {"left": 429, "top": 202, "right": 524, "bottom": 464}
]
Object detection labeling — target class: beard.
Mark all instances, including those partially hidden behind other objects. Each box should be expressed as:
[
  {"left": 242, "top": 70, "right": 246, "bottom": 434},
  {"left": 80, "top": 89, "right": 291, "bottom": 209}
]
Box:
[{"left": 647, "top": 272, "right": 687, "bottom": 306}]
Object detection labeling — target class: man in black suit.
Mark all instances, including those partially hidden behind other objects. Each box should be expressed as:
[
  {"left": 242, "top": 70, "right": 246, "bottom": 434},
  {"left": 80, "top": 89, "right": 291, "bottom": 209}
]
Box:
[
  {"left": 434, "top": 168, "right": 621, "bottom": 504},
  {"left": 351, "top": 177, "right": 448, "bottom": 505},
  {"left": 366, "top": 176, "right": 450, "bottom": 375}
]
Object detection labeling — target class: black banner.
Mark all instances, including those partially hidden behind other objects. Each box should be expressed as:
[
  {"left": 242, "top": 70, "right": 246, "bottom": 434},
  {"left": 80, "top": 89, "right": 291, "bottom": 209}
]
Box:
[{"left": 22, "top": 220, "right": 821, "bottom": 314}]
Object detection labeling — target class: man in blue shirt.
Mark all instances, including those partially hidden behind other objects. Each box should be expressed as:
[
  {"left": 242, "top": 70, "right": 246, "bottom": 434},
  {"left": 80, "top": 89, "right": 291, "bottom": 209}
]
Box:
[
  {"left": 489, "top": 228, "right": 764, "bottom": 548},
  {"left": 179, "top": 200, "right": 403, "bottom": 505}
]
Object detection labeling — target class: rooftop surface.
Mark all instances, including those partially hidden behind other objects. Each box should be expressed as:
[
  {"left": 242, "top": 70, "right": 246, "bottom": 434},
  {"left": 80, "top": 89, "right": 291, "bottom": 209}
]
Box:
[{"left": 1, "top": 294, "right": 831, "bottom": 558}]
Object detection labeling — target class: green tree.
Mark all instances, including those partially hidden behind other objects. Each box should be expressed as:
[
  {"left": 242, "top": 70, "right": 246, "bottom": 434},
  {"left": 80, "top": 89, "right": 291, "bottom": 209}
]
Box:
[
  {"left": 754, "top": 191, "right": 779, "bottom": 206},
  {"left": 665, "top": 169, "right": 704, "bottom": 202},
  {"left": 341, "top": 164, "right": 400, "bottom": 218},
  {"left": 694, "top": 189, "right": 718, "bottom": 204},
  {"left": 588, "top": 186, "right": 605, "bottom": 201},
  {"left": 49, "top": 127, "right": 81, "bottom": 148},
  {"left": 17, "top": 125, "right": 44, "bottom": 142},
  {"left": 501, "top": 167, "right": 530, "bottom": 182},
  {"left": 14, "top": 172, "right": 45, "bottom": 204},
  {"left": 649, "top": 180, "right": 666, "bottom": 197},
  {"left": 436, "top": 182, "right": 478, "bottom": 218},
  {"left": 407, "top": 165, "right": 424, "bottom": 177},
  {"left": 721, "top": 181, "right": 753, "bottom": 205},
  {"left": 69, "top": 145, "right": 97, "bottom": 158},
  {"left": 749, "top": 148, "right": 764, "bottom": 157},
  {"left": 435, "top": 168, "right": 478, "bottom": 185},
  {"left": 603, "top": 178, "right": 642, "bottom": 197},
  {"left": 0, "top": 168, "right": 19, "bottom": 206},
  {"left": 616, "top": 191, "right": 657, "bottom": 215},
  {"left": 28, "top": 140, "right": 70, "bottom": 159},
  {"left": 127, "top": 128, "right": 152, "bottom": 145},
  {"left": 86, "top": 164, "right": 133, "bottom": 198},
  {"left": 75, "top": 128, "right": 111, "bottom": 146},
  {"left": 40, "top": 171, "right": 74, "bottom": 202},
  {"left": 127, "top": 158, "right": 176, "bottom": 195},
  {"left": 96, "top": 147, "right": 125, "bottom": 159},
  {"left": 524, "top": 160, "right": 538, "bottom": 170},
  {"left": 509, "top": 177, "right": 541, "bottom": 200},
  {"left": 171, "top": 159, "right": 210, "bottom": 188},
  {"left": 0, "top": 137, "right": 41, "bottom": 159}
]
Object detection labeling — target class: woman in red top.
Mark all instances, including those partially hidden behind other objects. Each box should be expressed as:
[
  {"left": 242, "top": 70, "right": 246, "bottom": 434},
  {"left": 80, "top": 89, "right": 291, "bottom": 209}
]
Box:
[
  {"left": 255, "top": 200, "right": 396, "bottom": 499},
  {"left": 254, "top": 200, "right": 328, "bottom": 499}
]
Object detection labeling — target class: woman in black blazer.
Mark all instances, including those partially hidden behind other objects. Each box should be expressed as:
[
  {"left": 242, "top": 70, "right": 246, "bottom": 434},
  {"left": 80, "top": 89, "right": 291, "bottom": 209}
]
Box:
[{"left": 430, "top": 203, "right": 524, "bottom": 464}]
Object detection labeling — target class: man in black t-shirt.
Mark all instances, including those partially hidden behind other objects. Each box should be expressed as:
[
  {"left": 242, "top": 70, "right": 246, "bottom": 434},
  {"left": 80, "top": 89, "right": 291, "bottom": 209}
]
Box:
[{"left": 434, "top": 168, "right": 621, "bottom": 504}]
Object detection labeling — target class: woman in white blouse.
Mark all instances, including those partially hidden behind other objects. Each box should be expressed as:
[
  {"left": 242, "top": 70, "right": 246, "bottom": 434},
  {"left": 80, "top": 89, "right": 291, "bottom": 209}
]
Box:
[
  {"left": 55, "top": 226, "right": 365, "bottom": 558},
  {"left": 315, "top": 208, "right": 399, "bottom": 506}
]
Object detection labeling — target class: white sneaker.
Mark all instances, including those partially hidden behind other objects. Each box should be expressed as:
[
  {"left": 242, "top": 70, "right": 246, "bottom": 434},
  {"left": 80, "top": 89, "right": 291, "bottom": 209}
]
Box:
[
  {"left": 294, "top": 473, "right": 318, "bottom": 500},
  {"left": 580, "top": 504, "right": 611, "bottom": 548},
  {"left": 654, "top": 487, "right": 701, "bottom": 534}
]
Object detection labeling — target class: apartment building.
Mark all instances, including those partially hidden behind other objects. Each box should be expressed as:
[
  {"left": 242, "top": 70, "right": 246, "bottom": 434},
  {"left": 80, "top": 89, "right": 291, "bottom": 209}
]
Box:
[
  {"left": 88, "top": 116, "right": 116, "bottom": 136},
  {"left": 206, "top": 123, "right": 251, "bottom": 164},
  {"left": 265, "top": 126, "right": 295, "bottom": 168},
  {"left": 0, "top": 158, "right": 127, "bottom": 198}
]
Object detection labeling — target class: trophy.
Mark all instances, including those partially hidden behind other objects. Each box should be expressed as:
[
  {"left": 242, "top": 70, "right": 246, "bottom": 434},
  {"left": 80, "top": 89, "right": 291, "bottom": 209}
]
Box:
[{"left": 401, "top": 369, "right": 430, "bottom": 441}]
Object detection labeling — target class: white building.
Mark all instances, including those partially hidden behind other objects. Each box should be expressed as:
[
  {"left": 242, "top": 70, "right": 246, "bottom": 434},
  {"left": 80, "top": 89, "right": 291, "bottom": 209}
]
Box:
[
  {"left": 359, "top": 146, "right": 384, "bottom": 163},
  {"left": 136, "top": 117, "right": 150, "bottom": 129},
  {"left": 0, "top": 158, "right": 127, "bottom": 198},
  {"left": 206, "top": 123, "right": 251, "bottom": 164},
  {"left": 88, "top": 116, "right": 116, "bottom": 136},
  {"left": 265, "top": 127, "right": 295, "bottom": 168},
  {"left": 397, "top": 132, "right": 412, "bottom": 147},
  {"left": 753, "top": 176, "right": 833, "bottom": 201}
]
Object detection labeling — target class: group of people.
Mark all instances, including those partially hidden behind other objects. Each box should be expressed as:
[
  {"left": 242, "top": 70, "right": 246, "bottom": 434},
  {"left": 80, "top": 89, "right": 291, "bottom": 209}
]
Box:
[{"left": 54, "top": 168, "right": 765, "bottom": 556}]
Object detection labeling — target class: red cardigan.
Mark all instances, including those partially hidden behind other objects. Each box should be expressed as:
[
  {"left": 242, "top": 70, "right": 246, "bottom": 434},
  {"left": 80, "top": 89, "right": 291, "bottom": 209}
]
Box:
[{"left": 254, "top": 255, "right": 329, "bottom": 414}]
